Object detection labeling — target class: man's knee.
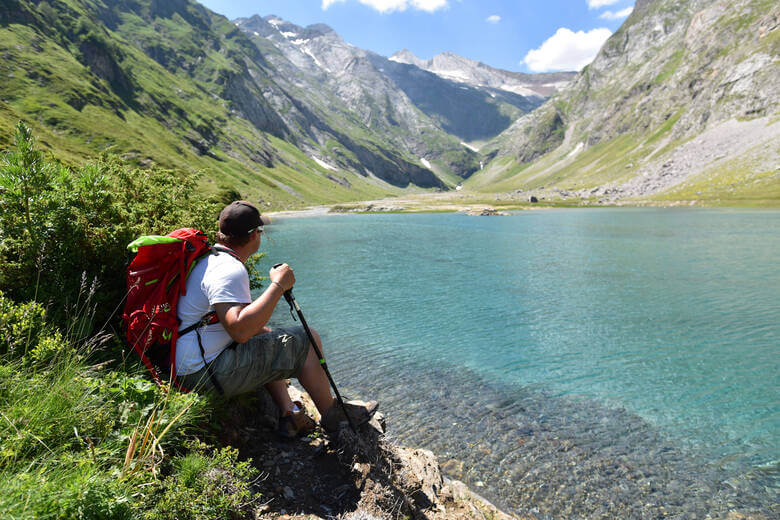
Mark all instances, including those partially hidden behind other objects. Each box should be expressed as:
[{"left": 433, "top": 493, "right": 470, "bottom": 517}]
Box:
[{"left": 309, "top": 327, "right": 323, "bottom": 350}]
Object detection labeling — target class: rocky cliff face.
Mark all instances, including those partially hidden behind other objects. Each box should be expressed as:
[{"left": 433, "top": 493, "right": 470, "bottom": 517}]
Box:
[
  {"left": 390, "top": 50, "right": 576, "bottom": 98},
  {"left": 234, "top": 15, "right": 553, "bottom": 175},
  {"left": 479, "top": 0, "right": 779, "bottom": 203}
]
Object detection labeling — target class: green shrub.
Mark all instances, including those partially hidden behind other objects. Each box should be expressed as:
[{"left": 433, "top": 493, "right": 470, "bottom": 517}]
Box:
[
  {"left": 3, "top": 465, "right": 135, "bottom": 520},
  {"left": 0, "top": 290, "right": 47, "bottom": 358},
  {"left": 145, "top": 441, "right": 259, "bottom": 520},
  {"left": 0, "top": 121, "right": 223, "bottom": 334},
  {"left": 0, "top": 124, "right": 262, "bottom": 519}
]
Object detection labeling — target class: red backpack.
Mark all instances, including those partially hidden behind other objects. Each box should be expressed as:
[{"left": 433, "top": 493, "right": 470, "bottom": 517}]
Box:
[{"left": 122, "top": 228, "right": 215, "bottom": 389}]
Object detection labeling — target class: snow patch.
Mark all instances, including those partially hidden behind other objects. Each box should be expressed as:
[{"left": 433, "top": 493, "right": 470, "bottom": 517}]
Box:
[
  {"left": 268, "top": 19, "right": 282, "bottom": 27},
  {"left": 567, "top": 142, "right": 584, "bottom": 158},
  {"left": 460, "top": 142, "right": 479, "bottom": 152},
  {"left": 281, "top": 31, "right": 298, "bottom": 39},
  {"left": 312, "top": 156, "right": 337, "bottom": 171},
  {"left": 431, "top": 68, "right": 472, "bottom": 82},
  {"left": 291, "top": 39, "right": 307, "bottom": 45},
  {"left": 302, "top": 48, "right": 328, "bottom": 71},
  {"left": 420, "top": 158, "right": 432, "bottom": 169},
  {"left": 496, "top": 84, "right": 542, "bottom": 97},
  {"left": 253, "top": 31, "right": 259, "bottom": 36}
]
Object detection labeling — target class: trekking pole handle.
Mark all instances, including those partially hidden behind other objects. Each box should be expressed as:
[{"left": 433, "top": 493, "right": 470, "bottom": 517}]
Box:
[{"left": 272, "top": 263, "right": 296, "bottom": 307}]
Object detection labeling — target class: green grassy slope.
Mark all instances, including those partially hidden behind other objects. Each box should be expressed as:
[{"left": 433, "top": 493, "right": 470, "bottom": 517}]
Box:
[{"left": 0, "top": 0, "right": 415, "bottom": 208}]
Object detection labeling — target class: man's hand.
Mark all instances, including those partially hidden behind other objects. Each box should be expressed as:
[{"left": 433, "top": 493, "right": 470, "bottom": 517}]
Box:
[{"left": 270, "top": 263, "right": 295, "bottom": 291}]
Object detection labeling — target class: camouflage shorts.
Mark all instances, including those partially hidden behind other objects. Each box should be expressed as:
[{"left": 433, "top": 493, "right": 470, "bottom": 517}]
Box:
[{"left": 179, "top": 326, "right": 310, "bottom": 397}]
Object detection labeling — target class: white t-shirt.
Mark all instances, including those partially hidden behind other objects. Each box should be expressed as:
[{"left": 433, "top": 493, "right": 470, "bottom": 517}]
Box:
[{"left": 175, "top": 250, "right": 251, "bottom": 375}]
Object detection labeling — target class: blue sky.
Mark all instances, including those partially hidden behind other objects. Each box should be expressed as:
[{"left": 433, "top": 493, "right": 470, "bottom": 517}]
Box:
[{"left": 198, "top": 0, "right": 635, "bottom": 72}]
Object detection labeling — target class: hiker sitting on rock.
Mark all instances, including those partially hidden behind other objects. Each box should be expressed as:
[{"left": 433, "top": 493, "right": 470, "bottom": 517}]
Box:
[{"left": 175, "top": 200, "right": 377, "bottom": 438}]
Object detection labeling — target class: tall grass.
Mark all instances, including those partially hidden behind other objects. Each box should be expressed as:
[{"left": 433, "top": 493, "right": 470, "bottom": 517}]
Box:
[{"left": 0, "top": 124, "right": 260, "bottom": 518}]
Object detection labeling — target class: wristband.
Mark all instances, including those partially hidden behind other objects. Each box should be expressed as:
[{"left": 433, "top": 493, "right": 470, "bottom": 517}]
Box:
[{"left": 270, "top": 281, "right": 285, "bottom": 292}]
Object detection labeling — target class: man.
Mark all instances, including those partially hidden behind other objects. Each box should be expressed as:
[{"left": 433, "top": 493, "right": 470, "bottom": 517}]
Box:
[{"left": 176, "top": 200, "right": 377, "bottom": 437}]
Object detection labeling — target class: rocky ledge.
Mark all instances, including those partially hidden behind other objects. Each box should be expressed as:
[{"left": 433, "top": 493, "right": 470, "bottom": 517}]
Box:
[{"left": 214, "top": 384, "right": 523, "bottom": 520}]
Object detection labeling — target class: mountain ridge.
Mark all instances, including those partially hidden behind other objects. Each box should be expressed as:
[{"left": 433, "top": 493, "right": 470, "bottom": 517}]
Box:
[
  {"left": 389, "top": 49, "right": 577, "bottom": 98},
  {"left": 471, "top": 0, "right": 779, "bottom": 206}
]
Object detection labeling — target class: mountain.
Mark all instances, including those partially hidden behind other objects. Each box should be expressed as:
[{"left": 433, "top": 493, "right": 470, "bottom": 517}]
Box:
[
  {"left": 1, "top": 0, "right": 433, "bottom": 207},
  {"left": 233, "top": 15, "right": 548, "bottom": 171},
  {"left": 472, "top": 0, "right": 779, "bottom": 205},
  {"left": 390, "top": 50, "right": 576, "bottom": 99},
  {"left": 0, "top": 0, "right": 563, "bottom": 206},
  {"left": 233, "top": 15, "right": 476, "bottom": 184}
]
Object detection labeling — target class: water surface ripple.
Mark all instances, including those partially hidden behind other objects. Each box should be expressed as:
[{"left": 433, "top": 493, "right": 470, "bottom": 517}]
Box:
[{"left": 263, "top": 209, "right": 779, "bottom": 518}]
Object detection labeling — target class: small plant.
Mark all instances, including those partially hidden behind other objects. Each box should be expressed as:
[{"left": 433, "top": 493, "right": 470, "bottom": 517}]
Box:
[{"left": 144, "top": 441, "right": 260, "bottom": 520}]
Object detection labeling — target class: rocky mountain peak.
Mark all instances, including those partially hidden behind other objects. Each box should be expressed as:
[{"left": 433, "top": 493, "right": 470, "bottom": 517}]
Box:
[
  {"left": 303, "top": 23, "right": 335, "bottom": 37},
  {"left": 390, "top": 49, "right": 426, "bottom": 68},
  {"left": 391, "top": 48, "right": 575, "bottom": 98}
]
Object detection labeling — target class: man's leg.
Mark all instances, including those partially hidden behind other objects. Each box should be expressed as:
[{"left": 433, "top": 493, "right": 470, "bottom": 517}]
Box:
[
  {"left": 295, "top": 328, "right": 378, "bottom": 431},
  {"left": 264, "top": 380, "right": 294, "bottom": 414},
  {"left": 295, "top": 328, "right": 336, "bottom": 415}
]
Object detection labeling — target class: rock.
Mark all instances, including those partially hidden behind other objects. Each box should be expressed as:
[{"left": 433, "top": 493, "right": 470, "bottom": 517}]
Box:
[
  {"left": 467, "top": 208, "right": 509, "bottom": 216},
  {"left": 441, "top": 458, "right": 465, "bottom": 479},
  {"left": 387, "top": 445, "right": 444, "bottom": 511},
  {"left": 529, "top": 196, "right": 538, "bottom": 203}
]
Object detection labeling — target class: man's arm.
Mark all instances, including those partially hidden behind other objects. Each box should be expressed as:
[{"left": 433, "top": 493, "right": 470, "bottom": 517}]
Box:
[{"left": 215, "top": 263, "right": 295, "bottom": 343}]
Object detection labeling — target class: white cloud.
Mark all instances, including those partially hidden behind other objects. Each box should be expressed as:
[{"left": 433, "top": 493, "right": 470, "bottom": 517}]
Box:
[
  {"left": 486, "top": 15, "right": 501, "bottom": 24},
  {"left": 587, "top": 0, "right": 621, "bottom": 8},
  {"left": 322, "top": 0, "right": 448, "bottom": 13},
  {"left": 523, "top": 27, "right": 612, "bottom": 72},
  {"left": 599, "top": 6, "right": 633, "bottom": 19}
]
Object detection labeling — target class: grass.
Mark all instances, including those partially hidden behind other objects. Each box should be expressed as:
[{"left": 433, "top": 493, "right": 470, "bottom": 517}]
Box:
[
  {"left": 0, "top": 291, "right": 258, "bottom": 519},
  {"left": 655, "top": 149, "right": 780, "bottom": 207}
]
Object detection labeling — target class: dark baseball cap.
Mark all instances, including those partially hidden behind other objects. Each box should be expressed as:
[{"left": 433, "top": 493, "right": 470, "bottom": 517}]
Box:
[{"left": 218, "top": 200, "right": 270, "bottom": 236}]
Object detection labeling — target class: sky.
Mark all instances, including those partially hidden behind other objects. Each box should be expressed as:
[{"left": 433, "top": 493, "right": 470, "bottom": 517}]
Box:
[{"left": 197, "top": 0, "right": 636, "bottom": 73}]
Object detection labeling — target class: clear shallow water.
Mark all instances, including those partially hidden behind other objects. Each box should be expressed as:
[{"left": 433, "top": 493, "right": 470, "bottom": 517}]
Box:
[{"left": 260, "top": 209, "right": 779, "bottom": 518}]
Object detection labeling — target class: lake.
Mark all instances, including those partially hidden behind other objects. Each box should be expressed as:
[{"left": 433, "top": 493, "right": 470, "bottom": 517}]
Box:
[{"left": 261, "top": 208, "right": 779, "bottom": 519}]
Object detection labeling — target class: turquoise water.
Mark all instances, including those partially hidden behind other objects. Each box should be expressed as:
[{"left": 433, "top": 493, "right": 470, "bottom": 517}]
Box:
[{"left": 261, "top": 209, "right": 779, "bottom": 518}]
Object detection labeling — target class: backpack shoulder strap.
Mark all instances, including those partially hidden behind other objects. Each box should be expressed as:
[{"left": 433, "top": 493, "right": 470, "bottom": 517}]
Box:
[{"left": 212, "top": 244, "right": 242, "bottom": 262}]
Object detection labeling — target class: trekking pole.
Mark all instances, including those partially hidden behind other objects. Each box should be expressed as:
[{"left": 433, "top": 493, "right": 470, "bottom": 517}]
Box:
[{"left": 273, "top": 265, "right": 358, "bottom": 433}]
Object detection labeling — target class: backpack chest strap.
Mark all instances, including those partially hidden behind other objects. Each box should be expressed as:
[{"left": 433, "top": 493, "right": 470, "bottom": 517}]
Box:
[{"left": 178, "top": 311, "right": 218, "bottom": 336}]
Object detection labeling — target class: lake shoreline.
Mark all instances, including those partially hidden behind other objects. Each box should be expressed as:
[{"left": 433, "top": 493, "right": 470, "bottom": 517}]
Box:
[{"left": 265, "top": 194, "right": 779, "bottom": 220}]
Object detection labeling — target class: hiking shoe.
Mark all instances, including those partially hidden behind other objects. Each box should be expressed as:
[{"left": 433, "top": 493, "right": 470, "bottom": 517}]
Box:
[
  {"left": 277, "top": 403, "right": 316, "bottom": 440},
  {"left": 320, "top": 399, "right": 379, "bottom": 432}
]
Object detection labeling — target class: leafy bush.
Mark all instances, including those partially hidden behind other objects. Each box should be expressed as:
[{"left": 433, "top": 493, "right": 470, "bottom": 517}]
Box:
[
  {"left": 144, "top": 441, "right": 259, "bottom": 520},
  {"left": 0, "top": 296, "right": 217, "bottom": 518},
  {"left": 0, "top": 123, "right": 263, "bottom": 518},
  {"left": 0, "top": 290, "right": 47, "bottom": 358},
  {"left": 0, "top": 121, "right": 223, "bottom": 333}
]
